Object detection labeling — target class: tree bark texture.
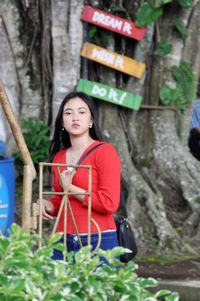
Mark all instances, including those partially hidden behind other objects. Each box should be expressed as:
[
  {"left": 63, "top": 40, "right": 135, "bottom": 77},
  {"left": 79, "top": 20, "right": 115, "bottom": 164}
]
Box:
[{"left": 1, "top": 0, "right": 200, "bottom": 254}]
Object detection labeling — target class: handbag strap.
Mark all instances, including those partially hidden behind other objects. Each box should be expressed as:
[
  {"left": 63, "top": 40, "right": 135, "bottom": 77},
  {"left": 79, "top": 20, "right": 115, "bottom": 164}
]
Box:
[
  {"left": 120, "top": 185, "right": 128, "bottom": 218},
  {"left": 76, "top": 143, "right": 105, "bottom": 167}
]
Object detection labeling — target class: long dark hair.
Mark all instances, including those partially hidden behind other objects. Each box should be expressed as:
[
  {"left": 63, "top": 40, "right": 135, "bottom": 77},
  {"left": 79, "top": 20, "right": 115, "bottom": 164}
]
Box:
[{"left": 49, "top": 92, "right": 103, "bottom": 162}]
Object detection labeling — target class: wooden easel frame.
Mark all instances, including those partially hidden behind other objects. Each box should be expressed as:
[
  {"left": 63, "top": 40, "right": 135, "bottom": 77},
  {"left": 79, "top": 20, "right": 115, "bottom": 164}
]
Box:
[{"left": 37, "top": 162, "right": 101, "bottom": 260}]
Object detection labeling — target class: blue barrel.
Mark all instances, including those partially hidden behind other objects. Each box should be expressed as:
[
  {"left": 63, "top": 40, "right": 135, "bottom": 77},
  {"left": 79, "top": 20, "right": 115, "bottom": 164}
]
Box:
[{"left": 0, "top": 157, "right": 15, "bottom": 236}]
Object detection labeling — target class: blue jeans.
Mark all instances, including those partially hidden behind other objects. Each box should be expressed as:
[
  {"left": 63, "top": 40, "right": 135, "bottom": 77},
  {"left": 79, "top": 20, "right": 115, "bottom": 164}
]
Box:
[{"left": 52, "top": 230, "right": 119, "bottom": 265}]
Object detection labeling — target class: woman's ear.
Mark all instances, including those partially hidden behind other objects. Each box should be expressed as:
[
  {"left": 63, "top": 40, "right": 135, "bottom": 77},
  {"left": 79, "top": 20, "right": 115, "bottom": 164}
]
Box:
[{"left": 89, "top": 118, "right": 93, "bottom": 128}]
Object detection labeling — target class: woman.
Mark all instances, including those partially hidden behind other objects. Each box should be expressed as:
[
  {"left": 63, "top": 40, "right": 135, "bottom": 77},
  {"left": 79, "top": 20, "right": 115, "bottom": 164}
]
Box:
[{"left": 42, "top": 92, "right": 121, "bottom": 260}]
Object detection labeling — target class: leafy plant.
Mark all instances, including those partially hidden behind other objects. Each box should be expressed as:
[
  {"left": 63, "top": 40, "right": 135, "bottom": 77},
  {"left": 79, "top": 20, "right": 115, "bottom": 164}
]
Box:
[
  {"left": 144, "top": 226, "right": 159, "bottom": 251},
  {"left": 111, "top": 5, "right": 126, "bottom": 13},
  {"left": 172, "top": 60, "right": 196, "bottom": 108},
  {"left": 139, "top": 158, "right": 150, "bottom": 168},
  {"left": 88, "top": 25, "right": 110, "bottom": 48},
  {"left": 183, "top": 237, "right": 195, "bottom": 245},
  {"left": 135, "top": 2, "right": 163, "bottom": 27},
  {"left": 177, "top": 0, "right": 194, "bottom": 9},
  {"left": 0, "top": 224, "right": 180, "bottom": 301},
  {"left": 173, "top": 18, "right": 188, "bottom": 38},
  {"left": 89, "top": 25, "right": 97, "bottom": 40},
  {"left": 156, "top": 40, "right": 173, "bottom": 55},
  {"left": 160, "top": 86, "right": 178, "bottom": 105},
  {"left": 155, "top": 0, "right": 173, "bottom": 7},
  {"left": 135, "top": 0, "right": 193, "bottom": 28},
  {"left": 13, "top": 117, "right": 51, "bottom": 176},
  {"left": 160, "top": 60, "right": 196, "bottom": 109}
]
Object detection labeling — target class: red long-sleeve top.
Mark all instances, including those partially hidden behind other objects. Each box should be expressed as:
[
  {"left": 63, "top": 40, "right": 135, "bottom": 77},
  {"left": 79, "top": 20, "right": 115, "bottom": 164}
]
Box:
[{"left": 49, "top": 140, "right": 121, "bottom": 233}]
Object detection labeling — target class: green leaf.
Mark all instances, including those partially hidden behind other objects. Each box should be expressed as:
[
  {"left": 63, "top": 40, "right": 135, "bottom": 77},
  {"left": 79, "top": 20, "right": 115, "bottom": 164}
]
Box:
[
  {"left": 70, "top": 281, "right": 81, "bottom": 294},
  {"left": 156, "top": 40, "right": 172, "bottom": 55},
  {"left": 35, "top": 247, "right": 53, "bottom": 259},
  {"left": 173, "top": 18, "right": 188, "bottom": 38},
  {"left": 110, "top": 246, "right": 131, "bottom": 257},
  {"left": 89, "top": 26, "right": 97, "bottom": 39},
  {"left": 74, "top": 245, "right": 93, "bottom": 262},
  {"left": 10, "top": 223, "right": 21, "bottom": 234},
  {"left": 155, "top": 0, "right": 173, "bottom": 7},
  {"left": 53, "top": 243, "right": 66, "bottom": 252},
  {"left": 136, "top": 2, "right": 163, "bottom": 27},
  {"left": 0, "top": 237, "right": 9, "bottom": 256},
  {"left": 101, "top": 264, "right": 116, "bottom": 275},
  {"left": 160, "top": 86, "right": 178, "bottom": 104},
  {"left": 177, "top": 0, "right": 193, "bottom": 8},
  {"left": 165, "top": 292, "right": 180, "bottom": 301},
  {"left": 125, "top": 282, "right": 140, "bottom": 294},
  {"left": 6, "top": 258, "right": 29, "bottom": 269},
  {"left": 124, "top": 260, "right": 138, "bottom": 271},
  {"left": 0, "top": 275, "right": 9, "bottom": 286},
  {"left": 11, "top": 279, "right": 26, "bottom": 293},
  {"left": 111, "top": 6, "right": 126, "bottom": 12},
  {"left": 172, "top": 60, "right": 196, "bottom": 109},
  {"left": 155, "top": 289, "right": 171, "bottom": 298},
  {"left": 46, "top": 233, "right": 63, "bottom": 245},
  {"left": 137, "top": 277, "right": 157, "bottom": 288}
]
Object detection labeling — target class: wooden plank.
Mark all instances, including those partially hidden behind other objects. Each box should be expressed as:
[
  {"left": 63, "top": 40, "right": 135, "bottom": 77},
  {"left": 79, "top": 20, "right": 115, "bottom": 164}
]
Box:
[
  {"left": 81, "top": 5, "right": 146, "bottom": 41},
  {"left": 76, "top": 79, "right": 142, "bottom": 110},
  {"left": 81, "top": 42, "right": 145, "bottom": 79}
]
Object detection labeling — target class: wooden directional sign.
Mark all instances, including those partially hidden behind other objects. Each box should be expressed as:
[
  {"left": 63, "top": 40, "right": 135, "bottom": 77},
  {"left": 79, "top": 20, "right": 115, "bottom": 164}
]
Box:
[
  {"left": 81, "top": 5, "right": 146, "bottom": 41},
  {"left": 76, "top": 79, "right": 142, "bottom": 110},
  {"left": 81, "top": 42, "right": 146, "bottom": 79}
]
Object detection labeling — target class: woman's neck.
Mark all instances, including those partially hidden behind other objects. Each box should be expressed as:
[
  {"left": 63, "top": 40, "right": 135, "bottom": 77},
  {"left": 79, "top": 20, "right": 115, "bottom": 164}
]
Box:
[
  {"left": 69, "top": 135, "right": 94, "bottom": 152},
  {"left": 67, "top": 135, "right": 95, "bottom": 164}
]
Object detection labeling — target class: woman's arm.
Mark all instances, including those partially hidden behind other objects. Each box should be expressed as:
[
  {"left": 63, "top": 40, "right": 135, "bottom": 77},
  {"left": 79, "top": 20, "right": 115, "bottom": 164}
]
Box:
[
  {"left": 61, "top": 169, "right": 86, "bottom": 203},
  {"left": 82, "top": 148, "right": 121, "bottom": 214}
]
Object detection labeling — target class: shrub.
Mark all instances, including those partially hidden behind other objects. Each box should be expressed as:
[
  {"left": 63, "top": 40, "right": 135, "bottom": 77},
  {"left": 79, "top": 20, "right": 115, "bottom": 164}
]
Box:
[
  {"left": 13, "top": 117, "right": 51, "bottom": 176},
  {"left": 0, "top": 224, "right": 179, "bottom": 300}
]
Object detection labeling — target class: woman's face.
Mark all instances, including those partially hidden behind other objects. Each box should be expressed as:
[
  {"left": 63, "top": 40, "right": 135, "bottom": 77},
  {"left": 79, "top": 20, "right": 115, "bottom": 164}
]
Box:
[{"left": 62, "top": 97, "right": 93, "bottom": 137}]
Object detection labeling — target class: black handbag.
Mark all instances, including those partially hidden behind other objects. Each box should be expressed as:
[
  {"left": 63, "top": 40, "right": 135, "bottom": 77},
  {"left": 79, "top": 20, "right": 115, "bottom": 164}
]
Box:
[{"left": 115, "top": 187, "right": 137, "bottom": 263}]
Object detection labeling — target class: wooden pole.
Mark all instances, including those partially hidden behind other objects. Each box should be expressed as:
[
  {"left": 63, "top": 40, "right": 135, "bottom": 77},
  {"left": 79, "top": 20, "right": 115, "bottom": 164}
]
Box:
[
  {"left": 0, "top": 78, "right": 36, "bottom": 230},
  {"left": 39, "top": 163, "right": 43, "bottom": 248},
  {"left": 87, "top": 166, "right": 92, "bottom": 246},
  {"left": 0, "top": 79, "right": 36, "bottom": 178}
]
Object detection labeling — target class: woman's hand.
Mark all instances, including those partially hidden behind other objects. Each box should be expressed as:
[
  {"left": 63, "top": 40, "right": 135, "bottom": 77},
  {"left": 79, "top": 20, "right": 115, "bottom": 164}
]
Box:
[
  {"left": 61, "top": 169, "right": 74, "bottom": 190},
  {"left": 39, "top": 199, "right": 54, "bottom": 220},
  {"left": 61, "top": 169, "right": 85, "bottom": 203}
]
